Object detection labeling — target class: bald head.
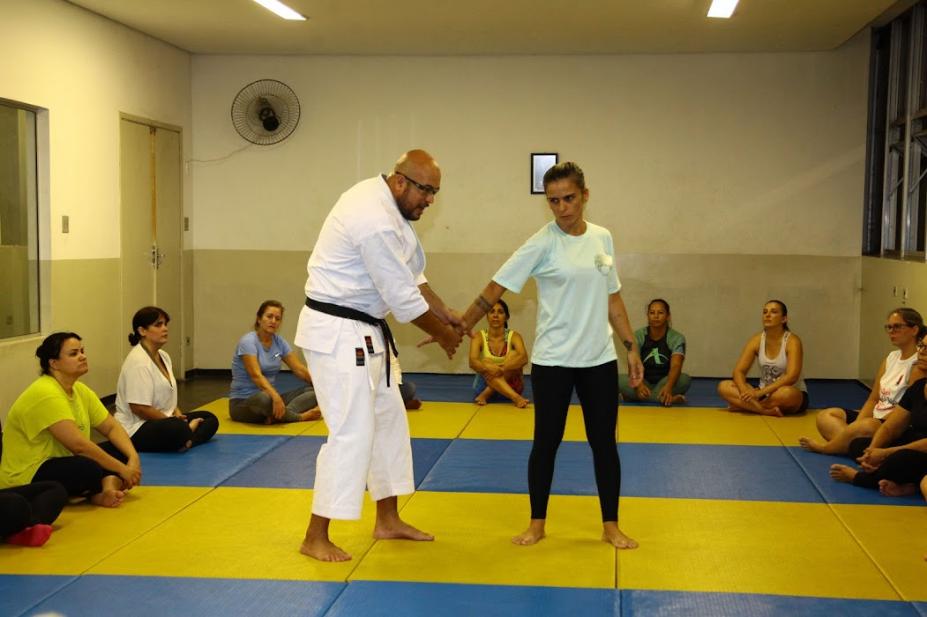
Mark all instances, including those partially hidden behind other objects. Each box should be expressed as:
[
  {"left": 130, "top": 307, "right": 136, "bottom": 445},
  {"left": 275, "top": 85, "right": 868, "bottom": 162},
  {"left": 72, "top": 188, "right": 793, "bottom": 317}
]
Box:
[
  {"left": 388, "top": 149, "right": 441, "bottom": 221},
  {"left": 394, "top": 149, "right": 440, "bottom": 179}
]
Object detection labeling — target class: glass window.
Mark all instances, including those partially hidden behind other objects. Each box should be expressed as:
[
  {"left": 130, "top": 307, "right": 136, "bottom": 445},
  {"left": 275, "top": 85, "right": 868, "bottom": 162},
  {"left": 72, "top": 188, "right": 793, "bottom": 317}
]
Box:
[{"left": 0, "top": 101, "right": 40, "bottom": 338}]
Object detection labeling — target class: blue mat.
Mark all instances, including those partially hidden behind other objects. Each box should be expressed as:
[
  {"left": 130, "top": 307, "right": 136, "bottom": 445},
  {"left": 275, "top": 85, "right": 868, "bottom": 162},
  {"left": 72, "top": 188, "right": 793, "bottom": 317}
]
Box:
[
  {"left": 325, "top": 581, "right": 618, "bottom": 617},
  {"left": 419, "top": 440, "right": 825, "bottom": 502},
  {"left": 785, "top": 447, "right": 924, "bottom": 506},
  {"left": 0, "top": 574, "right": 76, "bottom": 617},
  {"left": 622, "top": 589, "right": 920, "bottom": 617},
  {"left": 222, "top": 436, "right": 451, "bottom": 490},
  {"left": 25, "top": 575, "right": 344, "bottom": 617},
  {"left": 140, "top": 434, "right": 286, "bottom": 487}
]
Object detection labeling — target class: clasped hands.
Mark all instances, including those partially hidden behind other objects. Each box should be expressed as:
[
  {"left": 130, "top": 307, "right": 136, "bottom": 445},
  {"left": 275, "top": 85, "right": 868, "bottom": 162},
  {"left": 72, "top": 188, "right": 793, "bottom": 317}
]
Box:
[{"left": 418, "top": 307, "right": 473, "bottom": 359}]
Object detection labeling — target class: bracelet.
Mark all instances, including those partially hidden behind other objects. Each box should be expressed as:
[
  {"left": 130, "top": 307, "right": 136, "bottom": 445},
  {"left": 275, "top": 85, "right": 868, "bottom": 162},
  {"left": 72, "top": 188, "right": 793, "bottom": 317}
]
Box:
[{"left": 475, "top": 295, "right": 492, "bottom": 312}]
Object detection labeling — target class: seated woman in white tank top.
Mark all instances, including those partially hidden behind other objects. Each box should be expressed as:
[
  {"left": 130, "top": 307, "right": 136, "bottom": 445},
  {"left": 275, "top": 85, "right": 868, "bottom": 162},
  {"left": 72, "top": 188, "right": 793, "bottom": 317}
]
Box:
[
  {"left": 800, "top": 307, "right": 926, "bottom": 456},
  {"left": 717, "top": 300, "right": 808, "bottom": 416}
]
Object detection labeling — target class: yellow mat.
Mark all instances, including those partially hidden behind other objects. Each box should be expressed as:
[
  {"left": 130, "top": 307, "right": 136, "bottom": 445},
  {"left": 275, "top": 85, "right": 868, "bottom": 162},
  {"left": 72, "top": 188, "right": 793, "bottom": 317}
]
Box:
[
  {"left": 617, "top": 497, "right": 901, "bottom": 600},
  {"left": 0, "top": 486, "right": 209, "bottom": 575},
  {"left": 207, "top": 398, "right": 320, "bottom": 436},
  {"left": 90, "top": 487, "right": 408, "bottom": 582},
  {"left": 302, "top": 401, "right": 479, "bottom": 440},
  {"left": 762, "top": 409, "right": 824, "bottom": 447},
  {"left": 460, "top": 404, "right": 589, "bottom": 441},
  {"left": 831, "top": 503, "right": 927, "bottom": 601},
  {"left": 618, "top": 406, "right": 783, "bottom": 446},
  {"left": 350, "top": 491, "right": 616, "bottom": 588}
]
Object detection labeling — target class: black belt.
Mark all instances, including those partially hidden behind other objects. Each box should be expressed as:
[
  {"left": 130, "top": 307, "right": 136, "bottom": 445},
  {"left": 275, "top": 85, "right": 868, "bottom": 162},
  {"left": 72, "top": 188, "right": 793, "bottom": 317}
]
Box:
[{"left": 306, "top": 298, "right": 399, "bottom": 387}]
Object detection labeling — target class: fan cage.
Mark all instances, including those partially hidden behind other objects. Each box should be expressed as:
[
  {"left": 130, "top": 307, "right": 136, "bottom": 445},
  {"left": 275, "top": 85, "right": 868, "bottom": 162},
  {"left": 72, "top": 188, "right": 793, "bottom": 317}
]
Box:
[{"left": 231, "top": 79, "right": 300, "bottom": 145}]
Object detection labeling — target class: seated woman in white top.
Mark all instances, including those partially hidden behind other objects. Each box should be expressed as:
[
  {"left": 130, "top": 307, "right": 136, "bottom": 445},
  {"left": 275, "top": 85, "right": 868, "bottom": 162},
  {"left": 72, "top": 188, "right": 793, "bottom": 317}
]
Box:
[
  {"left": 800, "top": 308, "right": 925, "bottom": 456},
  {"left": 115, "top": 307, "right": 218, "bottom": 452},
  {"left": 229, "top": 300, "right": 320, "bottom": 424},
  {"left": 717, "top": 300, "right": 808, "bottom": 416}
]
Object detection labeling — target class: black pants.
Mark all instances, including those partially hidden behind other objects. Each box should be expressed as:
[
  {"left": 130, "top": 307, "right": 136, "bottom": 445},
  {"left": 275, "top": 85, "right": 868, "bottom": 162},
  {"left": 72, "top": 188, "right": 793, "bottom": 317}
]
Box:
[
  {"left": 0, "top": 481, "right": 68, "bottom": 537},
  {"left": 131, "top": 411, "right": 219, "bottom": 452},
  {"left": 848, "top": 428, "right": 927, "bottom": 461},
  {"left": 529, "top": 361, "right": 621, "bottom": 522},
  {"left": 32, "top": 443, "right": 128, "bottom": 497},
  {"left": 852, "top": 448, "right": 927, "bottom": 490}
]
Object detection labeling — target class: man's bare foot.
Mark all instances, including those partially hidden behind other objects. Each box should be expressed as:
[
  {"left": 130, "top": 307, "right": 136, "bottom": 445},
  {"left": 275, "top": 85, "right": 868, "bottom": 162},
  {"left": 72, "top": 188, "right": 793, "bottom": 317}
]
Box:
[
  {"left": 513, "top": 396, "right": 529, "bottom": 409},
  {"left": 299, "top": 407, "right": 322, "bottom": 422},
  {"left": 299, "top": 537, "right": 351, "bottom": 562},
  {"left": 373, "top": 518, "right": 434, "bottom": 541},
  {"left": 602, "top": 522, "right": 638, "bottom": 549},
  {"left": 798, "top": 437, "right": 825, "bottom": 453},
  {"left": 829, "top": 464, "right": 857, "bottom": 483},
  {"left": 512, "top": 520, "right": 546, "bottom": 545},
  {"left": 878, "top": 479, "right": 917, "bottom": 497},
  {"left": 474, "top": 394, "right": 488, "bottom": 406},
  {"left": 188, "top": 418, "right": 203, "bottom": 432},
  {"left": 90, "top": 487, "right": 125, "bottom": 508}
]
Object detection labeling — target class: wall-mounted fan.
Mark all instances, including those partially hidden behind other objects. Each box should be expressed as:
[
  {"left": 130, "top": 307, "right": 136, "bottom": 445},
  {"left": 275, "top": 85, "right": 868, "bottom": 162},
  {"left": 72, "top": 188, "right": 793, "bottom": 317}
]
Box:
[{"left": 230, "top": 79, "right": 300, "bottom": 145}]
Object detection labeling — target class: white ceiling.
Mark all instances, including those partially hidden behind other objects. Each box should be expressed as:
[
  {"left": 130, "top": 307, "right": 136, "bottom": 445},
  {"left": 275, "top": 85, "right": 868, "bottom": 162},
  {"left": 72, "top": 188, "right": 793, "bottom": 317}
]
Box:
[{"left": 66, "top": 0, "right": 907, "bottom": 55}]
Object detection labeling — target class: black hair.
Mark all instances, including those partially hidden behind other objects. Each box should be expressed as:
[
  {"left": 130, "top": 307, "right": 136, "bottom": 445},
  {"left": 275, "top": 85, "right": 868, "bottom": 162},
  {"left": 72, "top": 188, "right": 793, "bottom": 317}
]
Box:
[
  {"left": 647, "top": 298, "right": 670, "bottom": 314},
  {"left": 129, "top": 306, "right": 170, "bottom": 346},
  {"left": 766, "top": 299, "right": 790, "bottom": 331},
  {"left": 889, "top": 307, "right": 924, "bottom": 331},
  {"left": 36, "top": 332, "right": 82, "bottom": 375},
  {"left": 255, "top": 300, "right": 285, "bottom": 329},
  {"left": 494, "top": 299, "right": 511, "bottom": 329},
  {"left": 542, "top": 161, "right": 586, "bottom": 192}
]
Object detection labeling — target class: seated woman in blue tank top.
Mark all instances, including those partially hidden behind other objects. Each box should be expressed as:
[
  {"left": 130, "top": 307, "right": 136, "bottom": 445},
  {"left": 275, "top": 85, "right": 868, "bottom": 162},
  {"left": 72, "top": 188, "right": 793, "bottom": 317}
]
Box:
[
  {"left": 619, "top": 298, "right": 690, "bottom": 406},
  {"left": 717, "top": 300, "right": 808, "bottom": 416},
  {"left": 468, "top": 300, "right": 529, "bottom": 407},
  {"left": 229, "top": 300, "right": 321, "bottom": 424}
]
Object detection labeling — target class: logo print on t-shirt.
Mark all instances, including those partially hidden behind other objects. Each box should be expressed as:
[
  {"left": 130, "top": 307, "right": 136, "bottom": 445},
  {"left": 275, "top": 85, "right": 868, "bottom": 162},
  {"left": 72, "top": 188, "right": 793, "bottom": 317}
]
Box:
[{"left": 644, "top": 348, "right": 667, "bottom": 366}]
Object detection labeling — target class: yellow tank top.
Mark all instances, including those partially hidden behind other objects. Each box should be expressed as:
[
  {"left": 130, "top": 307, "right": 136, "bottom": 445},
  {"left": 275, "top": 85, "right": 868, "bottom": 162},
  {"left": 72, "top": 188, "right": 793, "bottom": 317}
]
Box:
[{"left": 480, "top": 329, "right": 514, "bottom": 365}]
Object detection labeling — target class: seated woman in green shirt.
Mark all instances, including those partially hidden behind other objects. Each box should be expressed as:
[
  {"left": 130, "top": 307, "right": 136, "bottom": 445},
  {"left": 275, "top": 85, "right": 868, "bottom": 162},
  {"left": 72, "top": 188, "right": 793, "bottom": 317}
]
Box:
[
  {"left": 619, "top": 299, "right": 690, "bottom": 406},
  {"left": 0, "top": 332, "right": 141, "bottom": 508}
]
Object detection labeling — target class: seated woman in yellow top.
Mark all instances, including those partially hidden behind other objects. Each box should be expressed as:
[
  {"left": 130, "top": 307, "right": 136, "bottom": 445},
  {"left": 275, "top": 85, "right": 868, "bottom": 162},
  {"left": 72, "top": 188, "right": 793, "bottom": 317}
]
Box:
[
  {"left": 468, "top": 299, "right": 530, "bottom": 407},
  {"left": 0, "top": 332, "right": 141, "bottom": 508}
]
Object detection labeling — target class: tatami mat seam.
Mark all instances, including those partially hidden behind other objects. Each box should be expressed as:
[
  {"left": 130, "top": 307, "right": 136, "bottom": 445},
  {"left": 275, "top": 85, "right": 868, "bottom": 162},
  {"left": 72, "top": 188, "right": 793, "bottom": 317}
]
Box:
[
  {"left": 13, "top": 576, "right": 81, "bottom": 617},
  {"left": 763, "top": 415, "right": 909, "bottom": 603}
]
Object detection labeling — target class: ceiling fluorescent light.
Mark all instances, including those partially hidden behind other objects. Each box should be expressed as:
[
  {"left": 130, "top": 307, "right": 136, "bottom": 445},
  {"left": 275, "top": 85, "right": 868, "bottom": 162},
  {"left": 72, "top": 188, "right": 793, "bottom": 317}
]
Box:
[
  {"left": 707, "top": 0, "right": 739, "bottom": 19},
  {"left": 253, "top": 0, "right": 306, "bottom": 21}
]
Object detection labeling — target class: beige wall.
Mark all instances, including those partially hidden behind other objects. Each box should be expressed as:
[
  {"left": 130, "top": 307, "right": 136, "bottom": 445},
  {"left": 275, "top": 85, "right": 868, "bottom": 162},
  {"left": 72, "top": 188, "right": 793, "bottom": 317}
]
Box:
[
  {"left": 0, "top": 0, "right": 192, "bottom": 423},
  {"left": 190, "top": 34, "right": 869, "bottom": 377},
  {"left": 859, "top": 256, "right": 927, "bottom": 385}
]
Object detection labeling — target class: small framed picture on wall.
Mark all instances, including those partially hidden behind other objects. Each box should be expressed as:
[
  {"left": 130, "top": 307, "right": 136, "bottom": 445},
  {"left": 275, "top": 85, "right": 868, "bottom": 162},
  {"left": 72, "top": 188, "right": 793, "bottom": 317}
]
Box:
[{"left": 531, "top": 153, "right": 558, "bottom": 194}]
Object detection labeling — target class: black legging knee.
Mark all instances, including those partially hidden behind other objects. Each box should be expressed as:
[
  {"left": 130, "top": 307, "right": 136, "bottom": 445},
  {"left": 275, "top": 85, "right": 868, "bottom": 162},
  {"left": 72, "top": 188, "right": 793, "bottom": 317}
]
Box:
[
  {"left": 130, "top": 411, "right": 219, "bottom": 452},
  {"left": 32, "top": 455, "right": 119, "bottom": 498},
  {"left": 852, "top": 448, "right": 927, "bottom": 489},
  {"left": 529, "top": 361, "right": 621, "bottom": 522},
  {"left": 0, "top": 481, "right": 68, "bottom": 536}
]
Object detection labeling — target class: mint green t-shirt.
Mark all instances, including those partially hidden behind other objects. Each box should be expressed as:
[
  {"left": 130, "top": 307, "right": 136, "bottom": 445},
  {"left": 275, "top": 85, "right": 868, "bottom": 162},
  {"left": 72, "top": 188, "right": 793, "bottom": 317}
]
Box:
[
  {"left": 493, "top": 221, "right": 621, "bottom": 368},
  {"left": 0, "top": 375, "right": 109, "bottom": 488}
]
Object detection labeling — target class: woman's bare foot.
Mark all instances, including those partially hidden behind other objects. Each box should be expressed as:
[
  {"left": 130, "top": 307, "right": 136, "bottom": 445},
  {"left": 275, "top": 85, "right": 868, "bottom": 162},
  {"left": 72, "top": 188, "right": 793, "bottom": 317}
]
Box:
[
  {"left": 761, "top": 406, "right": 784, "bottom": 417},
  {"left": 474, "top": 394, "right": 489, "bottom": 406},
  {"left": 299, "top": 407, "right": 322, "bottom": 422},
  {"left": 373, "top": 518, "right": 434, "bottom": 541},
  {"left": 671, "top": 394, "right": 687, "bottom": 404},
  {"left": 878, "top": 479, "right": 917, "bottom": 497},
  {"left": 90, "top": 487, "right": 126, "bottom": 508},
  {"left": 512, "top": 519, "right": 546, "bottom": 545},
  {"left": 299, "top": 537, "right": 351, "bottom": 562},
  {"left": 602, "top": 522, "right": 638, "bottom": 549},
  {"left": 829, "top": 464, "right": 857, "bottom": 483},
  {"left": 513, "top": 396, "right": 529, "bottom": 409},
  {"left": 188, "top": 418, "right": 203, "bottom": 432},
  {"left": 798, "top": 437, "right": 825, "bottom": 453}
]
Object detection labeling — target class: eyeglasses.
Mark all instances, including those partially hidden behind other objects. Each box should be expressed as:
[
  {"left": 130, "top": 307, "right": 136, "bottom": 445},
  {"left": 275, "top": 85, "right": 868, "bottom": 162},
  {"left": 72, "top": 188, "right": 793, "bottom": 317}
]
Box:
[
  {"left": 397, "top": 172, "right": 439, "bottom": 197},
  {"left": 884, "top": 323, "right": 913, "bottom": 332}
]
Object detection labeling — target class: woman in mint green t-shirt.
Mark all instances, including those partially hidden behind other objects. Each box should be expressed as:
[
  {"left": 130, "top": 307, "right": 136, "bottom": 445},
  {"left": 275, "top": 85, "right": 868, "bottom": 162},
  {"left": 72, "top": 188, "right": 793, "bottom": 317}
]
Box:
[
  {"left": 619, "top": 298, "right": 691, "bottom": 406},
  {"left": 461, "top": 161, "right": 643, "bottom": 551}
]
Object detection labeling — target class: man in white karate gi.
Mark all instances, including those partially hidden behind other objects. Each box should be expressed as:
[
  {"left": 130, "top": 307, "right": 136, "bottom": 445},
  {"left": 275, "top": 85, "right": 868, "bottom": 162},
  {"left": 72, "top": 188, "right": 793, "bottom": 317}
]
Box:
[{"left": 295, "top": 149, "right": 463, "bottom": 562}]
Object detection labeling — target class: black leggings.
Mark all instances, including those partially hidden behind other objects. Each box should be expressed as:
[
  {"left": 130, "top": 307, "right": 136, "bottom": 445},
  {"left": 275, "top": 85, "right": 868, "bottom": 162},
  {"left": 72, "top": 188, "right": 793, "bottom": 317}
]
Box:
[
  {"left": 0, "top": 481, "right": 68, "bottom": 537},
  {"left": 529, "top": 361, "right": 621, "bottom": 522},
  {"left": 852, "top": 448, "right": 927, "bottom": 490},
  {"left": 32, "top": 443, "right": 128, "bottom": 497},
  {"left": 131, "top": 411, "right": 219, "bottom": 452}
]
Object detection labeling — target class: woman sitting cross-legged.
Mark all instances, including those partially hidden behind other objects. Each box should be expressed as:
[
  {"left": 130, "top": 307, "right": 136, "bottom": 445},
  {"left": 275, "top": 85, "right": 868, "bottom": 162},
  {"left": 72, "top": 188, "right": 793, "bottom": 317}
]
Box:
[
  {"left": 114, "top": 306, "right": 218, "bottom": 452},
  {"left": 619, "top": 298, "right": 690, "bottom": 406},
  {"left": 229, "top": 300, "right": 321, "bottom": 424},
  {"left": 0, "top": 332, "right": 141, "bottom": 508},
  {"left": 801, "top": 308, "right": 925, "bottom": 456},
  {"left": 468, "top": 299, "right": 529, "bottom": 408}
]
